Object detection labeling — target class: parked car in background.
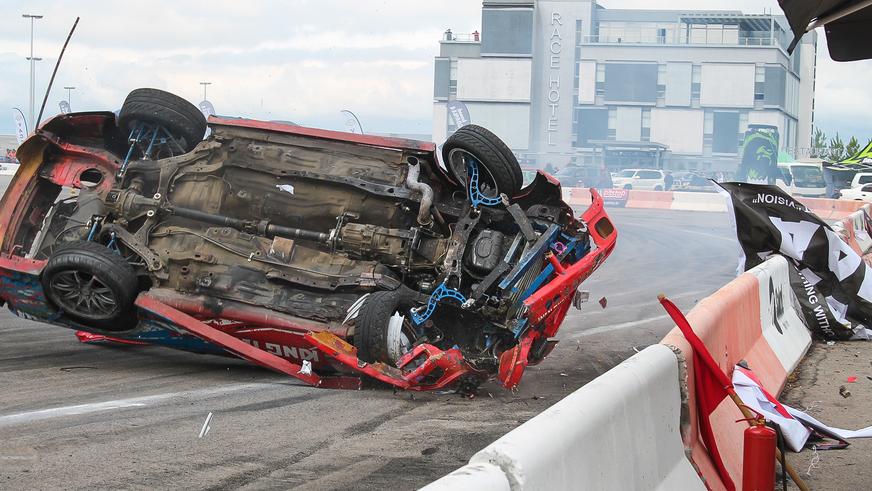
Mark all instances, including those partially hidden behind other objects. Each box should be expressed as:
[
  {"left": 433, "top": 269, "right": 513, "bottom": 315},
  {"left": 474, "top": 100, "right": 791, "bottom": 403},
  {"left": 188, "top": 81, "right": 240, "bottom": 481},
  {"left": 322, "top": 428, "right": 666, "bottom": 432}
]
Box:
[
  {"left": 839, "top": 184, "right": 872, "bottom": 202},
  {"left": 552, "top": 165, "right": 612, "bottom": 189},
  {"left": 775, "top": 162, "right": 826, "bottom": 197},
  {"left": 612, "top": 169, "right": 666, "bottom": 191},
  {"left": 675, "top": 173, "right": 718, "bottom": 193},
  {"left": 850, "top": 172, "right": 872, "bottom": 189}
]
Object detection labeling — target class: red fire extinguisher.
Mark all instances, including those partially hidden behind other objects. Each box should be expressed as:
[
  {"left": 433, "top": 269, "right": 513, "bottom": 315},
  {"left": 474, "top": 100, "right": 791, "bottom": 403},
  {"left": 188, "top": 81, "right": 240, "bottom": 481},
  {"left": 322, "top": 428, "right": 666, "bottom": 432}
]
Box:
[{"left": 737, "top": 407, "right": 776, "bottom": 491}]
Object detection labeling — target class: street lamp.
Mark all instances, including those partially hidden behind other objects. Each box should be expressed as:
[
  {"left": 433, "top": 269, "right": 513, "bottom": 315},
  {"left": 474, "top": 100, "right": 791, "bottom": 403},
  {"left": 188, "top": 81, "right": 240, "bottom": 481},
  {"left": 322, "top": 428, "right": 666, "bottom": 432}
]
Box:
[
  {"left": 199, "top": 81, "right": 212, "bottom": 101},
  {"left": 22, "top": 14, "right": 44, "bottom": 127},
  {"left": 63, "top": 86, "right": 76, "bottom": 109}
]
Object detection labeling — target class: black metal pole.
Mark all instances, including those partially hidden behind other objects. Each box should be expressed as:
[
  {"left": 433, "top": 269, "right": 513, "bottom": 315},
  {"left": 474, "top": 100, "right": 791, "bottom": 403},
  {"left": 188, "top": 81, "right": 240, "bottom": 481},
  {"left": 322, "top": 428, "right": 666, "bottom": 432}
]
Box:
[{"left": 36, "top": 17, "right": 79, "bottom": 128}]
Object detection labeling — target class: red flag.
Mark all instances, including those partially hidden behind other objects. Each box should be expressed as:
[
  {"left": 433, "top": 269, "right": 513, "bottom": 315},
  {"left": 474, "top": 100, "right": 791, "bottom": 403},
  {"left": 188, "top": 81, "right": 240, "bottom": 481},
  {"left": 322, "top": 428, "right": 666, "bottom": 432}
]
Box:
[{"left": 659, "top": 295, "right": 736, "bottom": 491}]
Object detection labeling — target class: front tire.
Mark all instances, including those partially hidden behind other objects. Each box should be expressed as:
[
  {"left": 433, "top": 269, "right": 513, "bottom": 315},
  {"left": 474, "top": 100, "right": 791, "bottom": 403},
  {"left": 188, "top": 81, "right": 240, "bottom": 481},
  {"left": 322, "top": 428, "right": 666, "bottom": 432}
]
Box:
[
  {"left": 118, "top": 88, "right": 207, "bottom": 153},
  {"left": 42, "top": 241, "right": 140, "bottom": 331},
  {"left": 443, "top": 125, "right": 523, "bottom": 198},
  {"left": 352, "top": 291, "right": 414, "bottom": 364}
]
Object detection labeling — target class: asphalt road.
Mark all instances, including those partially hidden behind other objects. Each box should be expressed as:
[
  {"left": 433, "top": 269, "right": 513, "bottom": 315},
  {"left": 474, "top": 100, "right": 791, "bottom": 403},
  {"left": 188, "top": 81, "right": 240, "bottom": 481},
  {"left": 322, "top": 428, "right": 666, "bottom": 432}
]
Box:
[{"left": 0, "top": 207, "right": 738, "bottom": 490}]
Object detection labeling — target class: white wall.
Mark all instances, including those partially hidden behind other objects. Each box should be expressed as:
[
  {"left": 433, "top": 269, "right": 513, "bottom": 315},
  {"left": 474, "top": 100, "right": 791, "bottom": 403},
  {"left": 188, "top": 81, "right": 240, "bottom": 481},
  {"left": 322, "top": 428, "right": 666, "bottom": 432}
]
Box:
[
  {"left": 464, "top": 102, "right": 530, "bottom": 150},
  {"left": 650, "top": 108, "right": 704, "bottom": 154},
  {"left": 664, "top": 62, "right": 692, "bottom": 106},
  {"left": 457, "top": 58, "right": 532, "bottom": 102},
  {"left": 578, "top": 60, "right": 597, "bottom": 104},
  {"left": 796, "top": 41, "right": 816, "bottom": 151},
  {"left": 432, "top": 103, "right": 448, "bottom": 145},
  {"left": 700, "top": 63, "right": 755, "bottom": 108},
  {"left": 616, "top": 106, "right": 641, "bottom": 141}
]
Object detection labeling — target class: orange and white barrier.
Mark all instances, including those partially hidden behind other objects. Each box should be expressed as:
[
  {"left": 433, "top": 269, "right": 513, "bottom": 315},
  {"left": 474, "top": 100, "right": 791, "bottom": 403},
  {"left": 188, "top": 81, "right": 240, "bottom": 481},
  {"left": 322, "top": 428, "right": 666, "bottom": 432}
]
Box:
[
  {"left": 833, "top": 204, "right": 872, "bottom": 255},
  {"left": 659, "top": 255, "right": 811, "bottom": 489},
  {"left": 625, "top": 190, "right": 674, "bottom": 209},
  {"left": 564, "top": 187, "right": 867, "bottom": 217}
]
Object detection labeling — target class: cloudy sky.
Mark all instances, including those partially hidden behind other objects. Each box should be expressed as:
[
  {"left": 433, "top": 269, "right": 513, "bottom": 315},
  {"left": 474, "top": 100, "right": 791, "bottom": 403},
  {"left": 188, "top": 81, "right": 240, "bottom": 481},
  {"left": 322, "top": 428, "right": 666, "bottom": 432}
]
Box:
[{"left": 2, "top": 0, "right": 871, "bottom": 143}]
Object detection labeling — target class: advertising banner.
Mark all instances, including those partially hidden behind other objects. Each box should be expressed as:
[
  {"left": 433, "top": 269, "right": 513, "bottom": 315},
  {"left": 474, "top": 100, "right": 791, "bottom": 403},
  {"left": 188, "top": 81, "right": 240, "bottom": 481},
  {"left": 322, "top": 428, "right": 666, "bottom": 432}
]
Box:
[
  {"left": 447, "top": 100, "right": 471, "bottom": 128},
  {"left": 600, "top": 188, "right": 629, "bottom": 207},
  {"left": 720, "top": 182, "right": 872, "bottom": 340},
  {"left": 738, "top": 125, "right": 780, "bottom": 184}
]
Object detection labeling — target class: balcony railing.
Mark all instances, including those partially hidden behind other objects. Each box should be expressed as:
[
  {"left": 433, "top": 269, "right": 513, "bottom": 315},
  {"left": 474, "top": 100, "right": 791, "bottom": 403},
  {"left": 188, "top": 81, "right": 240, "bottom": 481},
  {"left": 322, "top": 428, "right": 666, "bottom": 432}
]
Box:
[
  {"left": 582, "top": 34, "right": 777, "bottom": 47},
  {"left": 442, "top": 31, "right": 481, "bottom": 43}
]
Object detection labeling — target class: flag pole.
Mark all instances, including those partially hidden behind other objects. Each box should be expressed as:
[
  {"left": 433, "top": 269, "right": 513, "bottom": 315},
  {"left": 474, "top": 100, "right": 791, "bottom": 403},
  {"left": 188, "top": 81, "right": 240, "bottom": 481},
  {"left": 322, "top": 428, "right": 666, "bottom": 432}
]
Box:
[{"left": 658, "top": 294, "right": 809, "bottom": 491}]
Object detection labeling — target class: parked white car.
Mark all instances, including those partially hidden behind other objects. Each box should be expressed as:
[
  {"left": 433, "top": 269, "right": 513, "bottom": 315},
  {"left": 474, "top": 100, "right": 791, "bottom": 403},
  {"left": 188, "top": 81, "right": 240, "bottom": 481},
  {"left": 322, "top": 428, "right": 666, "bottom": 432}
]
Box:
[
  {"left": 612, "top": 168, "right": 666, "bottom": 191},
  {"left": 850, "top": 172, "right": 872, "bottom": 189},
  {"left": 775, "top": 163, "right": 826, "bottom": 197},
  {"left": 839, "top": 184, "right": 872, "bottom": 202}
]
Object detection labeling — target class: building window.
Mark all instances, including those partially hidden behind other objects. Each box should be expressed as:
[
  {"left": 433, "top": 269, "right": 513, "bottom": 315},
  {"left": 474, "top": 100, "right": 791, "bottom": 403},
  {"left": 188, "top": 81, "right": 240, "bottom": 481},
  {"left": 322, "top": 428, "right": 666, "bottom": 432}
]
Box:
[
  {"left": 576, "top": 108, "right": 609, "bottom": 147},
  {"left": 712, "top": 111, "right": 740, "bottom": 154},
  {"left": 576, "top": 19, "right": 583, "bottom": 47},
  {"left": 595, "top": 64, "right": 605, "bottom": 96},
  {"left": 754, "top": 66, "right": 765, "bottom": 101},
  {"left": 691, "top": 65, "right": 701, "bottom": 103},
  {"left": 448, "top": 80, "right": 457, "bottom": 96},
  {"left": 641, "top": 107, "right": 651, "bottom": 142}
]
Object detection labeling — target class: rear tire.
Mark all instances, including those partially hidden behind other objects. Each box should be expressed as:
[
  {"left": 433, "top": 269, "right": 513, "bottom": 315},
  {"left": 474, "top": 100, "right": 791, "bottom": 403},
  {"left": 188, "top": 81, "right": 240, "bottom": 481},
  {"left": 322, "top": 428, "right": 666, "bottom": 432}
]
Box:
[
  {"left": 118, "top": 88, "right": 207, "bottom": 153},
  {"left": 42, "top": 241, "right": 139, "bottom": 331},
  {"left": 624, "top": 184, "right": 633, "bottom": 190},
  {"left": 443, "top": 125, "right": 523, "bottom": 198}
]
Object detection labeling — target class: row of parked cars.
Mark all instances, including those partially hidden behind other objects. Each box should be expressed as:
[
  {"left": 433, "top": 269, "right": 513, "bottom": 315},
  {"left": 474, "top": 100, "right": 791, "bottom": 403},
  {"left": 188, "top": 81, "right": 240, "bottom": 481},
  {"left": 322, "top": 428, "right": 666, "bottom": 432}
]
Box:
[{"left": 545, "top": 163, "right": 845, "bottom": 199}]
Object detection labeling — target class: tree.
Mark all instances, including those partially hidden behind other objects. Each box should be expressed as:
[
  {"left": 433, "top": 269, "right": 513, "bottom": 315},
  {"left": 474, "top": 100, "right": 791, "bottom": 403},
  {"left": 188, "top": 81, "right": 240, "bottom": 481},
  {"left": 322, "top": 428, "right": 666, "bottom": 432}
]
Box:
[
  {"left": 845, "top": 136, "right": 860, "bottom": 160},
  {"left": 810, "top": 127, "right": 827, "bottom": 158},
  {"left": 828, "top": 133, "right": 845, "bottom": 162}
]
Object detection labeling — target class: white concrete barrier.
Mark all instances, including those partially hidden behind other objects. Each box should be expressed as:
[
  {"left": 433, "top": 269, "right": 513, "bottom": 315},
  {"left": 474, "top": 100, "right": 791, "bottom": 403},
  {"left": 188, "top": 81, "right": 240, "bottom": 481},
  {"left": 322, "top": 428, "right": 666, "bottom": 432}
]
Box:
[
  {"left": 747, "top": 255, "right": 812, "bottom": 375},
  {"left": 420, "top": 462, "right": 511, "bottom": 491},
  {"left": 670, "top": 192, "right": 728, "bottom": 212},
  {"left": 425, "top": 344, "right": 704, "bottom": 490}
]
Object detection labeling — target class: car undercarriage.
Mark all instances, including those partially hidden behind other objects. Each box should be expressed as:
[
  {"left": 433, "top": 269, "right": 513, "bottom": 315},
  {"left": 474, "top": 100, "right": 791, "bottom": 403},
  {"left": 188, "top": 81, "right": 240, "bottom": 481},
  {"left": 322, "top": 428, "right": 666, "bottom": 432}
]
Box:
[{"left": 0, "top": 89, "right": 616, "bottom": 392}]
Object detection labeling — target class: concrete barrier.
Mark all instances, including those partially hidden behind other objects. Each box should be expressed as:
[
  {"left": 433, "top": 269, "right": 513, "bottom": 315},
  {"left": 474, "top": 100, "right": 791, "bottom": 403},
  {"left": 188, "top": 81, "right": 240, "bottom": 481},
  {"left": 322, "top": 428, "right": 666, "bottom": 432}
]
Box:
[
  {"left": 670, "top": 192, "right": 728, "bottom": 212},
  {"left": 659, "top": 255, "right": 811, "bottom": 489},
  {"left": 425, "top": 345, "right": 705, "bottom": 490},
  {"left": 420, "top": 462, "right": 511, "bottom": 491},
  {"left": 625, "top": 190, "right": 674, "bottom": 209},
  {"left": 563, "top": 186, "right": 869, "bottom": 217}
]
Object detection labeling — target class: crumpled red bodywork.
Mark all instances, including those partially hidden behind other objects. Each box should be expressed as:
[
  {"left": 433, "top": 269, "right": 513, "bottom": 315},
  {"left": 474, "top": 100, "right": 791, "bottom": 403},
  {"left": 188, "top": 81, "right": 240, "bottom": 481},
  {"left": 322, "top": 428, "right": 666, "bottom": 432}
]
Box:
[{"left": 0, "top": 112, "right": 616, "bottom": 392}]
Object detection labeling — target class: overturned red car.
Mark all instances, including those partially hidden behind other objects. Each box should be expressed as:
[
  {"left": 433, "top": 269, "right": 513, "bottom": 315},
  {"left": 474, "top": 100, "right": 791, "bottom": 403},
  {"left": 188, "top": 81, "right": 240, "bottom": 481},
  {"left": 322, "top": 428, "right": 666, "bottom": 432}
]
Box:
[{"left": 0, "top": 89, "right": 616, "bottom": 391}]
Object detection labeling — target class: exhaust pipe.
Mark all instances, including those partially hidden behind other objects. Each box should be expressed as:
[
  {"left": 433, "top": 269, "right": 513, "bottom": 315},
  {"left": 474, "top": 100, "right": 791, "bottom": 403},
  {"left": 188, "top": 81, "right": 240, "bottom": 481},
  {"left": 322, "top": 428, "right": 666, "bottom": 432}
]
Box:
[{"left": 405, "top": 157, "right": 433, "bottom": 226}]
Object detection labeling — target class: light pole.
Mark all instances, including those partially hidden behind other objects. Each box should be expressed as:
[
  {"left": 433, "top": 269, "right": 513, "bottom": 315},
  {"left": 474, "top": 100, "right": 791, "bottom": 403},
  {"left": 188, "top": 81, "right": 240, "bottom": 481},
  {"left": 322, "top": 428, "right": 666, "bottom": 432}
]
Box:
[
  {"left": 63, "top": 86, "right": 76, "bottom": 109},
  {"left": 199, "top": 81, "right": 211, "bottom": 101},
  {"left": 22, "top": 14, "right": 44, "bottom": 127},
  {"left": 340, "top": 109, "right": 364, "bottom": 135}
]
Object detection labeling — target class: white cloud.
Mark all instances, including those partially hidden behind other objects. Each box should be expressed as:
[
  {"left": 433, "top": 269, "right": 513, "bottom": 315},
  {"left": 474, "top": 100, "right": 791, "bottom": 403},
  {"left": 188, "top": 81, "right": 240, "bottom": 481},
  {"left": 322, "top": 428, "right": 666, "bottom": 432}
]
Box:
[{"left": 1, "top": 0, "right": 870, "bottom": 144}]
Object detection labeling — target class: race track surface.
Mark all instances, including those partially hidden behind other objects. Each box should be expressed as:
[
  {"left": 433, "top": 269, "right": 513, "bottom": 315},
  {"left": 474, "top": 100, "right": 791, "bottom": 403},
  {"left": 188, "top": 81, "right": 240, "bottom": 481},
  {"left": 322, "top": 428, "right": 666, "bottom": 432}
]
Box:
[{"left": 0, "top": 208, "right": 737, "bottom": 490}]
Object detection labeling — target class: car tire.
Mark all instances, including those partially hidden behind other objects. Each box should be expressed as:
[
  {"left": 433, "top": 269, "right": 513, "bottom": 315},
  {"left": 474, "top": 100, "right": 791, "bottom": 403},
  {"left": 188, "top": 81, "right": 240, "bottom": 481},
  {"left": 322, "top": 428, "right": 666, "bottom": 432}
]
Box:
[
  {"left": 442, "top": 125, "right": 523, "bottom": 198},
  {"left": 654, "top": 185, "right": 663, "bottom": 191},
  {"left": 42, "top": 241, "right": 140, "bottom": 331},
  {"left": 623, "top": 184, "right": 633, "bottom": 190},
  {"left": 353, "top": 290, "right": 413, "bottom": 364},
  {"left": 118, "top": 88, "right": 207, "bottom": 153}
]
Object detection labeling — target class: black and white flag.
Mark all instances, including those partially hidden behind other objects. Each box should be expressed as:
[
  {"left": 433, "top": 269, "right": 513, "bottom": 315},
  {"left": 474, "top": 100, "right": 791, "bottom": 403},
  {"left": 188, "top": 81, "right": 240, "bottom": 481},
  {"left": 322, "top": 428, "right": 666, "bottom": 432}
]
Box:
[{"left": 719, "top": 182, "right": 872, "bottom": 340}]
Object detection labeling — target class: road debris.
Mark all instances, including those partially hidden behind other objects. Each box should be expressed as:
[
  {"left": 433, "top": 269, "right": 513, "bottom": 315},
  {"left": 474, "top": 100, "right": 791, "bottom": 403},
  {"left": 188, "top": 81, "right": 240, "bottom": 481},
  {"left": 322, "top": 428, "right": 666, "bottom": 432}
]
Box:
[
  {"left": 198, "top": 412, "right": 213, "bottom": 438},
  {"left": 839, "top": 385, "right": 852, "bottom": 398}
]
